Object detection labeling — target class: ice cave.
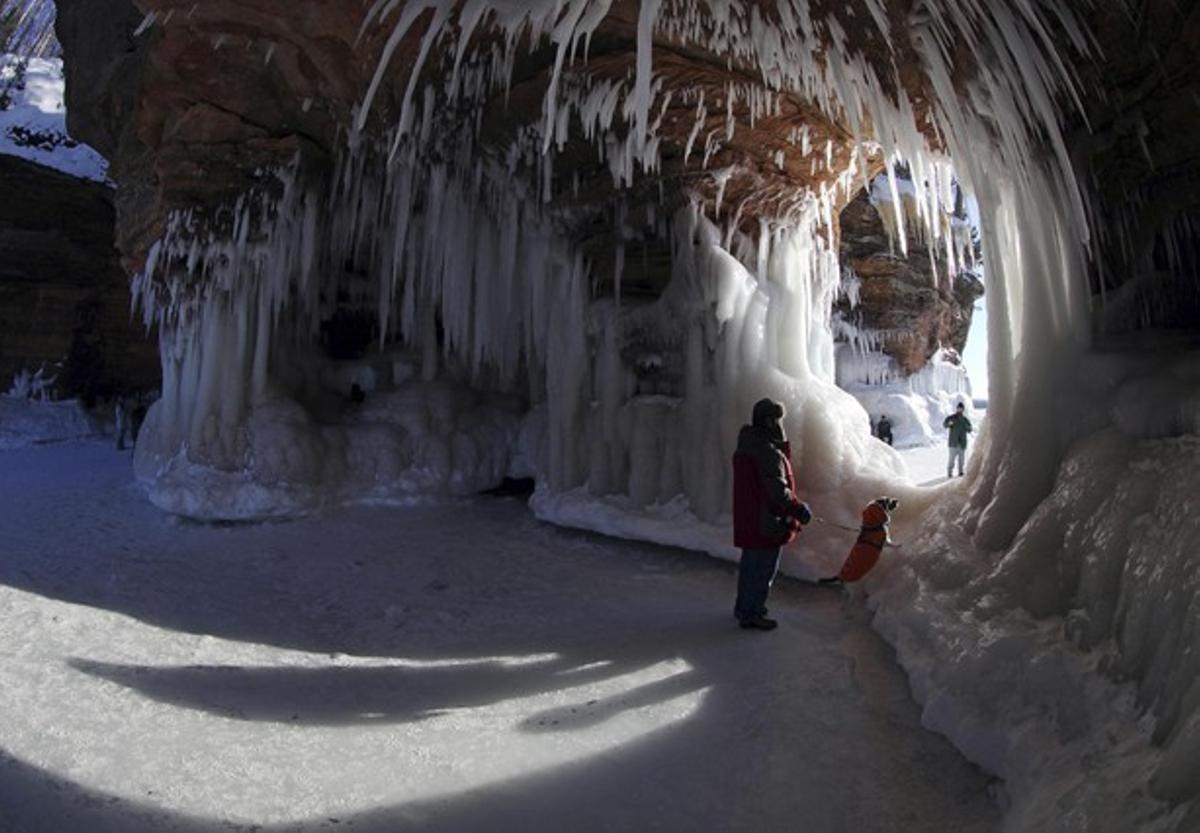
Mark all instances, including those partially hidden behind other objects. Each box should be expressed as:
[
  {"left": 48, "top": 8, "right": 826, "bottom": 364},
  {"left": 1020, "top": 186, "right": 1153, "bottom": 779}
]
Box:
[{"left": 1, "top": 0, "right": 1197, "bottom": 830}]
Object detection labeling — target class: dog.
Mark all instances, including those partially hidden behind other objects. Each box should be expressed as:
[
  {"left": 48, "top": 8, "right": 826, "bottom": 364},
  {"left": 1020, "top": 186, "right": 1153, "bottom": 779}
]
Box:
[{"left": 819, "top": 497, "right": 900, "bottom": 597}]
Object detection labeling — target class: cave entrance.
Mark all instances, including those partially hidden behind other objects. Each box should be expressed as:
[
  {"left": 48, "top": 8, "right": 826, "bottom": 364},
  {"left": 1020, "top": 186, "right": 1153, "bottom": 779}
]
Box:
[{"left": 834, "top": 170, "right": 986, "bottom": 451}]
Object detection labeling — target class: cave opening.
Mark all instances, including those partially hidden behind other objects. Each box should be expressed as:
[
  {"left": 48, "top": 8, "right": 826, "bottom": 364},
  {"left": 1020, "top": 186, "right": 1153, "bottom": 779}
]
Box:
[{"left": 833, "top": 168, "right": 987, "bottom": 451}]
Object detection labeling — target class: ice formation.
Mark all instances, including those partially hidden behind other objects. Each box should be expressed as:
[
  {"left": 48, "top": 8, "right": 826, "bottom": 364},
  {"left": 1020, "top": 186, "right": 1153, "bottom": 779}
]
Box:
[
  {"left": 131, "top": 0, "right": 1088, "bottom": 540},
  {"left": 0, "top": 0, "right": 57, "bottom": 57},
  {"left": 870, "top": 334, "right": 1200, "bottom": 833},
  {"left": 116, "top": 2, "right": 1194, "bottom": 829}
]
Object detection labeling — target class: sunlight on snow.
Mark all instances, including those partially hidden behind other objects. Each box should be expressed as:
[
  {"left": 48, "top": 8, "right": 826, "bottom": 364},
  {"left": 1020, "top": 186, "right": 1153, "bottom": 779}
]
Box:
[{"left": 0, "top": 584, "right": 707, "bottom": 824}]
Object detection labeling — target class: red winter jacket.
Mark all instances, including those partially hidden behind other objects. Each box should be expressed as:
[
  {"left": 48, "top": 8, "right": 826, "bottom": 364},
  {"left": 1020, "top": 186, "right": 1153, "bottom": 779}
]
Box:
[
  {"left": 732, "top": 424, "right": 809, "bottom": 548},
  {"left": 837, "top": 502, "right": 890, "bottom": 582}
]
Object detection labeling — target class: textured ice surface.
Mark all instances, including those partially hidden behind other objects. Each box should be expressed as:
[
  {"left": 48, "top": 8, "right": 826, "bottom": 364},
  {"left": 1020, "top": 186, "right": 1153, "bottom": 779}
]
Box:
[
  {"left": 127, "top": 0, "right": 1095, "bottom": 564},
  {"left": 0, "top": 442, "right": 1000, "bottom": 832},
  {"left": 869, "top": 338, "right": 1200, "bottom": 833}
]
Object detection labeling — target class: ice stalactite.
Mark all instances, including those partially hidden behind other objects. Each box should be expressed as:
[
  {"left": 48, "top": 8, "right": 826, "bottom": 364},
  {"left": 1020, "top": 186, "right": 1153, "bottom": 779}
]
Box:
[
  {"left": 130, "top": 156, "right": 589, "bottom": 517},
  {"left": 0, "top": 0, "right": 58, "bottom": 57},
  {"left": 131, "top": 0, "right": 1104, "bottom": 550}
]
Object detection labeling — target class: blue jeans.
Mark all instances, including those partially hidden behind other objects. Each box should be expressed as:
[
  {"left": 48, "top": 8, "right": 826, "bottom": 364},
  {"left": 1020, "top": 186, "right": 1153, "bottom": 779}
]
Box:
[{"left": 735, "top": 547, "right": 781, "bottom": 622}]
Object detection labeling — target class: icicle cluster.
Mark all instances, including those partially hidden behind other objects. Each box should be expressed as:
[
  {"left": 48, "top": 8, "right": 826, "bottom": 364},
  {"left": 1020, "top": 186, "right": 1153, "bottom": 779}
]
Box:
[
  {"left": 137, "top": 0, "right": 1098, "bottom": 550},
  {"left": 0, "top": 0, "right": 58, "bottom": 57}
]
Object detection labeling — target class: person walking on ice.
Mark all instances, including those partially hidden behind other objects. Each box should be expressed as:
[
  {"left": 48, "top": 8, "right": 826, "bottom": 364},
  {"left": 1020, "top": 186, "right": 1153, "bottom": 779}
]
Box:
[
  {"left": 731, "top": 398, "right": 812, "bottom": 631},
  {"left": 943, "top": 402, "right": 973, "bottom": 478},
  {"left": 876, "top": 414, "right": 894, "bottom": 446}
]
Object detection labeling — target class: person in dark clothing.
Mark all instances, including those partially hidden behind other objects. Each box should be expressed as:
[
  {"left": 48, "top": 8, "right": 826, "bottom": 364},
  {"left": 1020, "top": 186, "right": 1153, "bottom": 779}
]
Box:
[
  {"left": 943, "top": 402, "right": 973, "bottom": 477},
  {"left": 114, "top": 396, "right": 130, "bottom": 451},
  {"left": 731, "top": 398, "right": 812, "bottom": 631},
  {"left": 876, "top": 414, "right": 894, "bottom": 446}
]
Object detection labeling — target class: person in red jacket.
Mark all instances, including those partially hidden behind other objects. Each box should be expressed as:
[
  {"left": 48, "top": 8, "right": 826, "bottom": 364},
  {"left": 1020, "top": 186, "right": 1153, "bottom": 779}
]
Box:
[{"left": 732, "top": 398, "right": 812, "bottom": 630}]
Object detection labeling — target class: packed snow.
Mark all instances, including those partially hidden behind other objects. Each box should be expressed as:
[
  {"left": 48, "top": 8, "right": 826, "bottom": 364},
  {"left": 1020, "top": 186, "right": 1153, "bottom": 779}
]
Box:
[
  {"left": 0, "top": 54, "right": 108, "bottom": 181},
  {"left": 0, "top": 441, "right": 1001, "bottom": 832}
]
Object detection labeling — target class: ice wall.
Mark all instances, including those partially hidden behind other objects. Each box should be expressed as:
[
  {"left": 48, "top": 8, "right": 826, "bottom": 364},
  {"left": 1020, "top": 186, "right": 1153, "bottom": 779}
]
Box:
[
  {"left": 129, "top": 151, "right": 904, "bottom": 533},
  {"left": 869, "top": 335, "right": 1200, "bottom": 831},
  {"left": 130, "top": 159, "right": 574, "bottom": 517}
]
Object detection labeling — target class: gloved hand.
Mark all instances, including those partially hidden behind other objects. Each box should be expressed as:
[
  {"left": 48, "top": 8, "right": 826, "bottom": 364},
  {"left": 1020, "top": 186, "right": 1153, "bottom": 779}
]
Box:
[{"left": 794, "top": 501, "right": 812, "bottom": 525}]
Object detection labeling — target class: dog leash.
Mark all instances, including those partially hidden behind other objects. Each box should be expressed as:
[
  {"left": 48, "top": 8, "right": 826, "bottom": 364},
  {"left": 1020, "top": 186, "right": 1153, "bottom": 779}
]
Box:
[
  {"left": 812, "top": 515, "right": 860, "bottom": 534},
  {"left": 813, "top": 515, "right": 906, "bottom": 547}
]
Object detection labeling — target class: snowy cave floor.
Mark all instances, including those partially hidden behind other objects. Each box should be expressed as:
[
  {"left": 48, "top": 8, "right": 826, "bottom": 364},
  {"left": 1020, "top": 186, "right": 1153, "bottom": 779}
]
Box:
[{"left": 0, "top": 442, "right": 1001, "bottom": 833}]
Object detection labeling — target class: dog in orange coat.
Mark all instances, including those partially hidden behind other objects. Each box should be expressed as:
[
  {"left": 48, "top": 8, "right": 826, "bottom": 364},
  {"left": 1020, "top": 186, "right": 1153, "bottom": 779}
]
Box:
[{"left": 820, "top": 497, "right": 900, "bottom": 588}]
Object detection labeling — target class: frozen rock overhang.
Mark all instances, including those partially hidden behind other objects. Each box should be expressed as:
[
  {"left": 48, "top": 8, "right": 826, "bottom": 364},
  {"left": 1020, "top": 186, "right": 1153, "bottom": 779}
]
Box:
[
  {"left": 51, "top": 0, "right": 1103, "bottom": 536},
  {"left": 61, "top": 0, "right": 1083, "bottom": 273}
]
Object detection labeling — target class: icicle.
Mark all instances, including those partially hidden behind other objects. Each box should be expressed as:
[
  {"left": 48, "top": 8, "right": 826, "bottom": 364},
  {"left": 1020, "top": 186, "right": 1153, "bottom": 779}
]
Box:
[{"left": 633, "top": 0, "right": 663, "bottom": 153}]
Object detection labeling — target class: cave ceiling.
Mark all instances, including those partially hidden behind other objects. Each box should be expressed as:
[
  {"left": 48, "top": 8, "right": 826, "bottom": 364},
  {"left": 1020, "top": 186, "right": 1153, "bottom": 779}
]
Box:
[
  {"left": 58, "top": 0, "right": 960, "bottom": 276},
  {"left": 50, "top": 0, "right": 1199, "bottom": 316}
]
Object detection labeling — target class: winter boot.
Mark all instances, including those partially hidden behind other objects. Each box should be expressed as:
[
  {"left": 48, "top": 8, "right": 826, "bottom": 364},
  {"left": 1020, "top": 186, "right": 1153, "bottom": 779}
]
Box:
[{"left": 739, "top": 616, "right": 778, "bottom": 631}]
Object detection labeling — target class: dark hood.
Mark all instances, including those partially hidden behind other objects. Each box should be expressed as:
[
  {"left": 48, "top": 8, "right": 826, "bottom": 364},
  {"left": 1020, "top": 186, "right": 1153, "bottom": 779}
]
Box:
[{"left": 737, "top": 422, "right": 787, "bottom": 453}]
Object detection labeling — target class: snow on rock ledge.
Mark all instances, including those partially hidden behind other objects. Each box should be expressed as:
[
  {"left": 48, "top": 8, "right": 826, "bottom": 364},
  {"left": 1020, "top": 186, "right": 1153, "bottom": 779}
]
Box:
[{"left": 0, "top": 55, "right": 108, "bottom": 182}]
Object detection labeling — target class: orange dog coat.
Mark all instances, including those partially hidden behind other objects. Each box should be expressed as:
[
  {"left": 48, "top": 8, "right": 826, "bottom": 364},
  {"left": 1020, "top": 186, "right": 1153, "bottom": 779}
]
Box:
[{"left": 837, "top": 501, "right": 890, "bottom": 583}]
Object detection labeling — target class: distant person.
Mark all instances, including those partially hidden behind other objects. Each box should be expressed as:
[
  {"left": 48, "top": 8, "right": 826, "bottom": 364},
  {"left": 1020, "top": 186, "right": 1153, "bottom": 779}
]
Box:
[
  {"left": 731, "top": 398, "right": 812, "bottom": 631},
  {"left": 943, "top": 402, "right": 973, "bottom": 477},
  {"left": 350, "top": 383, "right": 366, "bottom": 405},
  {"left": 876, "top": 414, "right": 894, "bottom": 446},
  {"left": 114, "top": 395, "right": 133, "bottom": 451}
]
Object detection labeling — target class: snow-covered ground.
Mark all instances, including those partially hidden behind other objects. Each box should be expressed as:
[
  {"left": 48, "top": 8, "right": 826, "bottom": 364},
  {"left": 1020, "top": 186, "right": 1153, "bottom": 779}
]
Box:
[
  {"left": 895, "top": 429, "right": 981, "bottom": 487},
  {"left": 0, "top": 54, "right": 108, "bottom": 181},
  {"left": 0, "top": 441, "right": 1001, "bottom": 832}
]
